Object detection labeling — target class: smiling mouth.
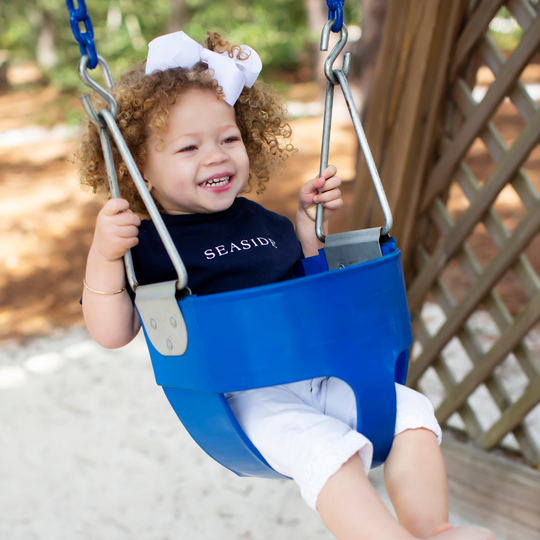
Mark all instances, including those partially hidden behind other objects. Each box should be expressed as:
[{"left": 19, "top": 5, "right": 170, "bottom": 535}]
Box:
[{"left": 200, "top": 176, "right": 231, "bottom": 188}]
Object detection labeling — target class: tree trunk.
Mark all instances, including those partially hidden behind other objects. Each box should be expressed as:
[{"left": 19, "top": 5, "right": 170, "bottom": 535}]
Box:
[
  {"left": 0, "top": 56, "right": 10, "bottom": 94},
  {"left": 303, "top": 0, "right": 329, "bottom": 88},
  {"left": 36, "top": 11, "right": 57, "bottom": 70},
  {"left": 168, "top": 0, "right": 187, "bottom": 33}
]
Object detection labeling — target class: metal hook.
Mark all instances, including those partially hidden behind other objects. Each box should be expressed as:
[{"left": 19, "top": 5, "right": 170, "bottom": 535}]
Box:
[
  {"left": 315, "top": 19, "right": 350, "bottom": 241},
  {"left": 320, "top": 19, "right": 350, "bottom": 85},
  {"left": 78, "top": 54, "right": 118, "bottom": 125},
  {"left": 315, "top": 18, "right": 393, "bottom": 242}
]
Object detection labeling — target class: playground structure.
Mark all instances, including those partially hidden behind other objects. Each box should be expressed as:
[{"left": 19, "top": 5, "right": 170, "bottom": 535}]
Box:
[{"left": 354, "top": 1, "right": 540, "bottom": 537}]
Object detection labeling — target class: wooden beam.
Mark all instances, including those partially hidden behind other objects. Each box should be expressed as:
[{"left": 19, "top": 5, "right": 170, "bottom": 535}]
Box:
[
  {"left": 351, "top": 0, "right": 467, "bottom": 272},
  {"left": 477, "top": 375, "right": 540, "bottom": 451},
  {"left": 349, "top": 0, "right": 413, "bottom": 232},
  {"left": 442, "top": 430, "right": 540, "bottom": 540},
  {"left": 374, "top": 0, "right": 440, "bottom": 214},
  {"left": 390, "top": 0, "right": 467, "bottom": 269},
  {"left": 449, "top": 0, "right": 503, "bottom": 81},
  {"left": 507, "top": 0, "right": 538, "bottom": 31}
]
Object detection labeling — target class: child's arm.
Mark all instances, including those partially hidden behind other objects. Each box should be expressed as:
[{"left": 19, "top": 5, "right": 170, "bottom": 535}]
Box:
[
  {"left": 296, "top": 165, "right": 343, "bottom": 257},
  {"left": 82, "top": 198, "right": 142, "bottom": 349}
]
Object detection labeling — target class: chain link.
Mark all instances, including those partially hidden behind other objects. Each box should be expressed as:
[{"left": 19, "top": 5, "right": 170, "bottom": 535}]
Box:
[
  {"left": 326, "top": 0, "right": 344, "bottom": 32},
  {"left": 65, "top": 0, "right": 98, "bottom": 69}
]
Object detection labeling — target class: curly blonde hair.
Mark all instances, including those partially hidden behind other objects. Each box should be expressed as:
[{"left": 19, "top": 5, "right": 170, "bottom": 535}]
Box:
[{"left": 75, "top": 32, "right": 295, "bottom": 217}]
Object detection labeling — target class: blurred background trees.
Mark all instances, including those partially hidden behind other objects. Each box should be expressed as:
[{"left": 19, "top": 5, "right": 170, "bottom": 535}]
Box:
[
  {"left": 0, "top": 0, "right": 362, "bottom": 90},
  {"left": 0, "top": 0, "right": 526, "bottom": 115}
]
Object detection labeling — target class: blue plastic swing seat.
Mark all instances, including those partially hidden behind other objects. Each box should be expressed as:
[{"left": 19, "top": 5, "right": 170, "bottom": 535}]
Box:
[{"left": 140, "top": 240, "right": 413, "bottom": 479}]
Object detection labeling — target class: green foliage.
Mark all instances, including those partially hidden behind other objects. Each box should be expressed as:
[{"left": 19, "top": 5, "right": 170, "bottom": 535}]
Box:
[
  {"left": 0, "top": 0, "right": 170, "bottom": 89},
  {"left": 0, "top": 0, "right": 360, "bottom": 90},
  {"left": 186, "top": 0, "right": 307, "bottom": 70},
  {"left": 488, "top": 6, "right": 524, "bottom": 53}
]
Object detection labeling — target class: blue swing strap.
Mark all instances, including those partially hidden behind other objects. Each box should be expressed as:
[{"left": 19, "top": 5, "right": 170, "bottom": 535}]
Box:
[{"left": 66, "top": 0, "right": 344, "bottom": 61}]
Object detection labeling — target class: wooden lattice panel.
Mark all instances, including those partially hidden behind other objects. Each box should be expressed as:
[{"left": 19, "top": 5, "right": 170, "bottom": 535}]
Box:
[{"left": 407, "top": 0, "right": 540, "bottom": 465}]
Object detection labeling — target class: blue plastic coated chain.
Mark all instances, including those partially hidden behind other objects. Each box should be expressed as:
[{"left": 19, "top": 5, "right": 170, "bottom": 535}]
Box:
[
  {"left": 65, "top": 0, "right": 98, "bottom": 69},
  {"left": 326, "top": 0, "right": 344, "bottom": 32}
]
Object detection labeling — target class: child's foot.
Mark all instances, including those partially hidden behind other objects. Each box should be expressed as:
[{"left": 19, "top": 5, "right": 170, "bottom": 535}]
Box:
[{"left": 429, "top": 525, "right": 495, "bottom": 539}]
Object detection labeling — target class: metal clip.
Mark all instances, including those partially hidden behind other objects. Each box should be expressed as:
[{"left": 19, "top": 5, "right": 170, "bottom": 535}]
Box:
[
  {"left": 324, "top": 228, "right": 383, "bottom": 270},
  {"left": 135, "top": 281, "right": 188, "bottom": 356}
]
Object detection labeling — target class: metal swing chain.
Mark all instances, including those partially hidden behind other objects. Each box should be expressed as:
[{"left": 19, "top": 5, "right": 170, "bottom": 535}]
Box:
[
  {"left": 65, "top": 0, "right": 188, "bottom": 292},
  {"left": 315, "top": 14, "right": 393, "bottom": 242},
  {"left": 66, "top": 0, "right": 99, "bottom": 70}
]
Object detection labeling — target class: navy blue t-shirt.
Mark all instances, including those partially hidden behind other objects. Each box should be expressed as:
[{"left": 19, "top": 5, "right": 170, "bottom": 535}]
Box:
[{"left": 130, "top": 197, "right": 304, "bottom": 296}]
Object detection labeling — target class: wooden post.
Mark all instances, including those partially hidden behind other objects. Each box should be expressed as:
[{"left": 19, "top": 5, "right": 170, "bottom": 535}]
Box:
[{"left": 350, "top": 0, "right": 468, "bottom": 276}]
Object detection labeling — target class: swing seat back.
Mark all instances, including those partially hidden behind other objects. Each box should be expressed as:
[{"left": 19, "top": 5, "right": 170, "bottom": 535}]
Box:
[{"left": 137, "top": 243, "right": 412, "bottom": 478}]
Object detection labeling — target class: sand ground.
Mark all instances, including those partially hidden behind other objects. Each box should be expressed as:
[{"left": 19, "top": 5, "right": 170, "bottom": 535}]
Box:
[{"left": 0, "top": 327, "right": 494, "bottom": 540}]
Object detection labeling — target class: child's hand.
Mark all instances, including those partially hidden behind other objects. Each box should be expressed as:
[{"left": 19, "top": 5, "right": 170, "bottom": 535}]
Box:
[
  {"left": 298, "top": 165, "right": 343, "bottom": 222},
  {"left": 92, "top": 198, "right": 141, "bottom": 262}
]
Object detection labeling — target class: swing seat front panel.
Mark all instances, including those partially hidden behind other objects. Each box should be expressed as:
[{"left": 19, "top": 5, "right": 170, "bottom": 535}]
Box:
[{"left": 141, "top": 246, "right": 412, "bottom": 478}]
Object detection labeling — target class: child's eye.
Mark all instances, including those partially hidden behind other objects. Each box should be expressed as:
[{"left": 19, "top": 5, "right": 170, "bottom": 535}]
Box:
[
  {"left": 223, "top": 137, "right": 239, "bottom": 144},
  {"left": 179, "top": 145, "right": 197, "bottom": 152}
]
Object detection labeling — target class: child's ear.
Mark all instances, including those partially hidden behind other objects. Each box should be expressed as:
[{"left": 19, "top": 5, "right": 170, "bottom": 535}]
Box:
[{"left": 143, "top": 178, "right": 153, "bottom": 193}]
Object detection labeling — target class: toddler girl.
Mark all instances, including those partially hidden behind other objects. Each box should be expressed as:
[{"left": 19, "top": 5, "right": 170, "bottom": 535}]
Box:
[{"left": 78, "top": 31, "right": 494, "bottom": 540}]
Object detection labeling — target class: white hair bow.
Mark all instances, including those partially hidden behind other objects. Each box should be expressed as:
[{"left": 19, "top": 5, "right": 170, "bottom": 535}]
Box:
[{"left": 145, "top": 31, "right": 262, "bottom": 106}]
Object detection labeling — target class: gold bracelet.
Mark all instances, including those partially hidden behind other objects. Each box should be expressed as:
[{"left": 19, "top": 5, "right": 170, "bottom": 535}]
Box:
[{"left": 83, "top": 278, "right": 126, "bottom": 295}]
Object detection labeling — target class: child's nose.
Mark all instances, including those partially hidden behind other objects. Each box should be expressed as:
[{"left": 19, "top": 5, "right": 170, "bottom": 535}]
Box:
[{"left": 204, "top": 145, "right": 228, "bottom": 166}]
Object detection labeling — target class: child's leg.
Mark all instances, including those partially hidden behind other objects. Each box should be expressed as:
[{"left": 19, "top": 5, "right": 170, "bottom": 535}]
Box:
[
  {"left": 318, "top": 453, "right": 496, "bottom": 540},
  {"left": 385, "top": 384, "right": 447, "bottom": 536},
  {"left": 317, "top": 454, "right": 415, "bottom": 540},
  {"left": 318, "top": 382, "right": 494, "bottom": 540},
  {"left": 384, "top": 428, "right": 448, "bottom": 538},
  {"left": 229, "top": 381, "right": 494, "bottom": 540}
]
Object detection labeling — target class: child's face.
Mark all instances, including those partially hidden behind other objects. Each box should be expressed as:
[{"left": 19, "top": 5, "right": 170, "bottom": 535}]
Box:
[{"left": 143, "top": 88, "right": 250, "bottom": 214}]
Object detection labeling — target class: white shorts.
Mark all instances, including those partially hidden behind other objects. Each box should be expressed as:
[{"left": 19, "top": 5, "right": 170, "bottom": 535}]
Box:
[{"left": 226, "top": 378, "right": 441, "bottom": 511}]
